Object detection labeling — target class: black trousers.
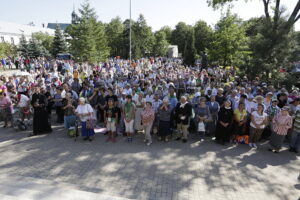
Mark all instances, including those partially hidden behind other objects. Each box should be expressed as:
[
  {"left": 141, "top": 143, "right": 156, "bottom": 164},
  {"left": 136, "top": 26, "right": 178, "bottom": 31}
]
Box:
[{"left": 56, "top": 106, "right": 64, "bottom": 123}]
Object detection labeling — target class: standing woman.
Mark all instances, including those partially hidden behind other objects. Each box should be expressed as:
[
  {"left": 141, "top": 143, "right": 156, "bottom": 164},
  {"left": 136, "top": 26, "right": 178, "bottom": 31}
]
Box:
[
  {"left": 158, "top": 98, "right": 172, "bottom": 142},
  {"left": 134, "top": 92, "right": 146, "bottom": 132},
  {"left": 62, "top": 92, "right": 77, "bottom": 130},
  {"left": 269, "top": 106, "right": 293, "bottom": 153},
  {"left": 75, "top": 97, "right": 95, "bottom": 141},
  {"left": 123, "top": 95, "right": 135, "bottom": 142},
  {"left": 195, "top": 97, "right": 211, "bottom": 142},
  {"left": 141, "top": 102, "right": 155, "bottom": 146},
  {"left": 215, "top": 100, "right": 234, "bottom": 145},
  {"left": 249, "top": 104, "right": 268, "bottom": 148},
  {"left": 0, "top": 91, "right": 12, "bottom": 128},
  {"left": 233, "top": 102, "right": 247, "bottom": 138},
  {"left": 206, "top": 95, "right": 220, "bottom": 136},
  {"left": 104, "top": 99, "right": 118, "bottom": 143},
  {"left": 31, "top": 86, "right": 52, "bottom": 136}
]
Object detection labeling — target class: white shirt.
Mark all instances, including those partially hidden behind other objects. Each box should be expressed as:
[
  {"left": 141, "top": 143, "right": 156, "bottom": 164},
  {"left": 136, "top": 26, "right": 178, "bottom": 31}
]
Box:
[
  {"left": 75, "top": 104, "right": 94, "bottom": 122},
  {"left": 18, "top": 94, "right": 29, "bottom": 107},
  {"left": 250, "top": 111, "right": 268, "bottom": 129}
]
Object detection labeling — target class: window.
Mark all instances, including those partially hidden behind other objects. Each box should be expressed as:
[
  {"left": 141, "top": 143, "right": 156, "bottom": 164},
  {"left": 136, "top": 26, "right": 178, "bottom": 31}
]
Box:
[
  {"left": 11, "top": 37, "right": 14, "bottom": 44},
  {"left": 1, "top": 36, "right": 4, "bottom": 43}
]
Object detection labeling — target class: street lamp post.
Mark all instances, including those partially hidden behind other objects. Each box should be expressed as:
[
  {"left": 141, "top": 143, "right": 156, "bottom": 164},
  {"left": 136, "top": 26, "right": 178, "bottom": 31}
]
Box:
[{"left": 129, "top": 0, "right": 132, "bottom": 65}]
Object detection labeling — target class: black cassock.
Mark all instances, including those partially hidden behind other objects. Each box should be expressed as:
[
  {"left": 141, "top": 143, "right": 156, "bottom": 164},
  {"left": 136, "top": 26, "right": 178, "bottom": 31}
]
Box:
[{"left": 31, "top": 93, "right": 52, "bottom": 135}]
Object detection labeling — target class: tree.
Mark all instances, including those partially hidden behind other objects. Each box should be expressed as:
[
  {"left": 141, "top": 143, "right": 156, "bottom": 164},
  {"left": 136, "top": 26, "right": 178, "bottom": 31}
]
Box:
[
  {"left": 193, "top": 20, "right": 213, "bottom": 54},
  {"left": 152, "top": 30, "right": 169, "bottom": 57},
  {"left": 132, "top": 14, "right": 155, "bottom": 58},
  {"left": 159, "top": 26, "right": 172, "bottom": 43},
  {"left": 65, "top": 0, "right": 109, "bottom": 63},
  {"left": 207, "top": 11, "right": 249, "bottom": 66},
  {"left": 208, "top": 0, "right": 300, "bottom": 34},
  {"left": 105, "top": 17, "right": 125, "bottom": 57},
  {"left": 207, "top": 0, "right": 300, "bottom": 77},
  {"left": 289, "top": 31, "right": 300, "bottom": 62},
  {"left": 18, "top": 34, "right": 29, "bottom": 57},
  {"left": 183, "top": 28, "right": 196, "bottom": 66},
  {"left": 28, "top": 37, "right": 48, "bottom": 58},
  {"left": 0, "top": 43, "right": 17, "bottom": 58},
  {"left": 171, "top": 22, "right": 191, "bottom": 55},
  {"left": 243, "top": 16, "right": 299, "bottom": 80},
  {"left": 32, "top": 32, "right": 53, "bottom": 54},
  {"left": 51, "top": 24, "right": 68, "bottom": 57}
]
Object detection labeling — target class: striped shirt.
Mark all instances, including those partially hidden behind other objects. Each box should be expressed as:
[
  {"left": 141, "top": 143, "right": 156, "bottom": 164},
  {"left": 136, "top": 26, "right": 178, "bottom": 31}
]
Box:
[
  {"left": 293, "top": 110, "right": 300, "bottom": 132},
  {"left": 272, "top": 113, "right": 293, "bottom": 135}
]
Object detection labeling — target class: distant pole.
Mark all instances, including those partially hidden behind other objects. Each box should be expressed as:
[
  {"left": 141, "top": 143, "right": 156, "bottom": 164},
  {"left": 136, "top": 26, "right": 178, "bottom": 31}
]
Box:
[{"left": 129, "top": 0, "right": 132, "bottom": 65}]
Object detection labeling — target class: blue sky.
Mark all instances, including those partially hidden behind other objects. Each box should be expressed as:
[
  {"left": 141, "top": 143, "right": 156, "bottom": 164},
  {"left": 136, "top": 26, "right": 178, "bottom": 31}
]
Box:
[{"left": 0, "top": 0, "right": 299, "bottom": 31}]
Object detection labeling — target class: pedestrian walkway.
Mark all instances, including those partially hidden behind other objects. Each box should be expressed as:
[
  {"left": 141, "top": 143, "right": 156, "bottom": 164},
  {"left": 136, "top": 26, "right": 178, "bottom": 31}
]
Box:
[{"left": 0, "top": 125, "right": 299, "bottom": 200}]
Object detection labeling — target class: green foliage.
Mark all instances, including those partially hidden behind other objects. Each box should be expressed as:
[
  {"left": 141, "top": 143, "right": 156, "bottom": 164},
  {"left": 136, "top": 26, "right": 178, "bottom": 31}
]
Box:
[
  {"left": 65, "top": 0, "right": 109, "bottom": 63},
  {"left": 242, "top": 16, "right": 299, "bottom": 80},
  {"left": 152, "top": 30, "right": 169, "bottom": 57},
  {"left": 207, "top": 10, "right": 249, "bottom": 66},
  {"left": 171, "top": 22, "right": 191, "bottom": 55},
  {"left": 51, "top": 25, "right": 68, "bottom": 57},
  {"left": 0, "top": 42, "right": 17, "bottom": 58},
  {"left": 183, "top": 28, "right": 196, "bottom": 66},
  {"left": 159, "top": 26, "right": 172, "bottom": 43},
  {"left": 28, "top": 37, "right": 49, "bottom": 58},
  {"left": 194, "top": 20, "right": 213, "bottom": 54},
  {"left": 32, "top": 32, "right": 53, "bottom": 54},
  {"left": 105, "top": 17, "right": 124, "bottom": 57},
  {"left": 18, "top": 35, "right": 29, "bottom": 57},
  {"left": 132, "top": 14, "right": 155, "bottom": 59}
]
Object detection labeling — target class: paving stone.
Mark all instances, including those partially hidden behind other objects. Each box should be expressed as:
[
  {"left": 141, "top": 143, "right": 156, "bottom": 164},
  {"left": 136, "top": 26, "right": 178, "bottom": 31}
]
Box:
[{"left": 0, "top": 125, "right": 299, "bottom": 200}]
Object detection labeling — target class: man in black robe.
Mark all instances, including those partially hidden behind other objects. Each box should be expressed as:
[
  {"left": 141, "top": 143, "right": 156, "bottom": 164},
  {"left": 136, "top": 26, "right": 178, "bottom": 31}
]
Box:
[{"left": 30, "top": 86, "right": 52, "bottom": 136}]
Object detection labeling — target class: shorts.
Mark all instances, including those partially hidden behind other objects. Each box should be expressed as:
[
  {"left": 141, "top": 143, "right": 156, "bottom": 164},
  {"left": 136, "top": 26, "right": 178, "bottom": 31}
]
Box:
[
  {"left": 124, "top": 119, "right": 134, "bottom": 133},
  {"left": 107, "top": 121, "right": 116, "bottom": 132}
]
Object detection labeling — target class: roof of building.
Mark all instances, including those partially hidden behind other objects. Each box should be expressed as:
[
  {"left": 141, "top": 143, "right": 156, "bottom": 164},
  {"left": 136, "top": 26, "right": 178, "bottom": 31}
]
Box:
[
  {"left": 47, "top": 23, "right": 71, "bottom": 31},
  {"left": 0, "top": 21, "right": 55, "bottom": 37}
]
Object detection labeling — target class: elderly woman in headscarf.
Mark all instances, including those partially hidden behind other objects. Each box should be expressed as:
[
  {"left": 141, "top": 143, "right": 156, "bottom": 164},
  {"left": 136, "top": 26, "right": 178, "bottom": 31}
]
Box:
[
  {"left": 158, "top": 98, "right": 172, "bottom": 142},
  {"left": 75, "top": 97, "right": 95, "bottom": 141},
  {"left": 269, "top": 106, "right": 293, "bottom": 153}
]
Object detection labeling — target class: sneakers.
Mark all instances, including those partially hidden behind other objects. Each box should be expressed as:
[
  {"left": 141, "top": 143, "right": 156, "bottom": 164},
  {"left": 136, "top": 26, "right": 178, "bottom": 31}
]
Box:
[
  {"left": 200, "top": 139, "right": 204, "bottom": 142},
  {"left": 249, "top": 143, "right": 257, "bottom": 148}
]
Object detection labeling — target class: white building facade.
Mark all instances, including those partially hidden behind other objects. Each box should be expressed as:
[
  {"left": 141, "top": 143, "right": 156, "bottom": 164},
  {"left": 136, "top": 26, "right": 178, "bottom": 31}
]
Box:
[{"left": 0, "top": 21, "right": 55, "bottom": 45}]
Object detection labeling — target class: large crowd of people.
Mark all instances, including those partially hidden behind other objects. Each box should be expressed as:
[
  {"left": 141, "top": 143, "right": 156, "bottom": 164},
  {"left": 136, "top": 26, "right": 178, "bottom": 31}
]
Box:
[{"left": 0, "top": 57, "right": 299, "bottom": 154}]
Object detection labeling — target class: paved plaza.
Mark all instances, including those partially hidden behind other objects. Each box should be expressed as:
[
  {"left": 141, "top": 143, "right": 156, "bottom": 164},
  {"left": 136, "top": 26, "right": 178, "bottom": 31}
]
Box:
[{"left": 0, "top": 123, "right": 299, "bottom": 200}]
